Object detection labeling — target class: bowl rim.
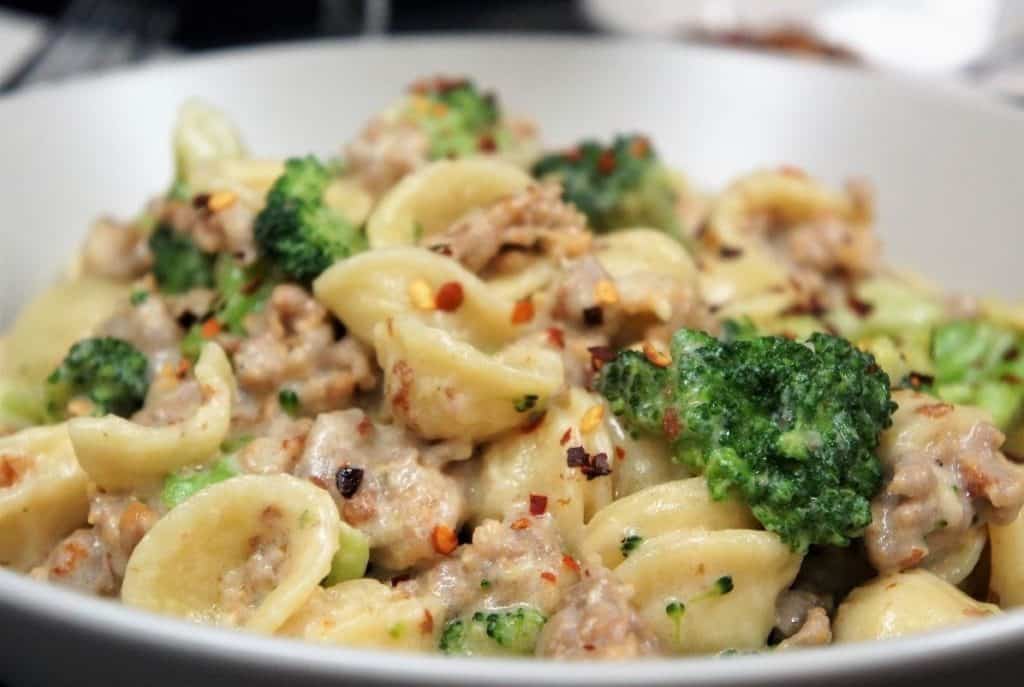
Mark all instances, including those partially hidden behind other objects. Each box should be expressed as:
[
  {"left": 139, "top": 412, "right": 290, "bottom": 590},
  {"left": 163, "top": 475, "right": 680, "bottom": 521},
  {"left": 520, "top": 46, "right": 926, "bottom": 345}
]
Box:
[{"left": 2, "top": 33, "right": 1023, "bottom": 685}]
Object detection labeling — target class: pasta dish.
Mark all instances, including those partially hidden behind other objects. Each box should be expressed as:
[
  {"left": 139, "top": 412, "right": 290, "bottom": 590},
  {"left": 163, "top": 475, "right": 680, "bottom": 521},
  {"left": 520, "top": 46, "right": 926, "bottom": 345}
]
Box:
[{"left": 1, "top": 77, "right": 1022, "bottom": 659}]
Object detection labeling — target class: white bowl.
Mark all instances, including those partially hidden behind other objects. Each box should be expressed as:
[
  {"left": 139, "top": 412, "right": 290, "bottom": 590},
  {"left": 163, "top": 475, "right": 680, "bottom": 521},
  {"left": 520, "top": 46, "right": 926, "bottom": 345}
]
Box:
[{"left": 0, "top": 36, "right": 1022, "bottom": 686}]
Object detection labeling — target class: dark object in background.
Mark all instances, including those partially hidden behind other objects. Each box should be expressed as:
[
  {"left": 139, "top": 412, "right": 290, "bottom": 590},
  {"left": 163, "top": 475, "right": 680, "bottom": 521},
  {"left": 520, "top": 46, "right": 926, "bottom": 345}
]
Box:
[{"left": 689, "top": 24, "right": 860, "bottom": 64}]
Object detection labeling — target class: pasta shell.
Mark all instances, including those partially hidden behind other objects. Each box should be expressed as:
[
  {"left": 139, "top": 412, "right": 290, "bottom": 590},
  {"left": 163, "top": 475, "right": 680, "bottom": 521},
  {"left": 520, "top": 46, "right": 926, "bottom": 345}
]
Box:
[
  {"left": 615, "top": 529, "right": 802, "bottom": 654},
  {"left": 990, "top": 511, "right": 1024, "bottom": 607},
  {"left": 464, "top": 388, "right": 614, "bottom": 545},
  {"left": 68, "top": 343, "right": 234, "bottom": 490},
  {"left": 0, "top": 424, "right": 88, "bottom": 570},
  {"left": 281, "top": 578, "right": 444, "bottom": 651},
  {"left": 580, "top": 478, "right": 757, "bottom": 569},
  {"left": 122, "top": 474, "right": 340, "bottom": 633},
  {"left": 833, "top": 569, "right": 999, "bottom": 642},
  {"left": 374, "top": 316, "right": 563, "bottom": 442},
  {"left": 366, "top": 158, "right": 532, "bottom": 248},
  {"left": 314, "top": 246, "right": 519, "bottom": 350}
]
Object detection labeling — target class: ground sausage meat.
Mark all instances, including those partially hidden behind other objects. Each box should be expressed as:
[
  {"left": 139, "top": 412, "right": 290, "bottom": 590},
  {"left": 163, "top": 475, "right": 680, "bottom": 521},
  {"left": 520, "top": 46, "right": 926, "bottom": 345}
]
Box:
[
  {"left": 30, "top": 528, "right": 118, "bottom": 596},
  {"left": 80, "top": 218, "right": 152, "bottom": 280},
  {"left": 345, "top": 117, "right": 431, "bottom": 195},
  {"left": 776, "top": 607, "right": 832, "bottom": 650},
  {"left": 866, "top": 390, "right": 1024, "bottom": 574},
  {"left": 424, "top": 183, "right": 590, "bottom": 273},
  {"left": 536, "top": 557, "right": 660, "bottom": 659},
  {"left": 407, "top": 508, "right": 575, "bottom": 618},
  {"left": 293, "top": 409, "right": 465, "bottom": 571},
  {"left": 233, "top": 285, "right": 377, "bottom": 414}
]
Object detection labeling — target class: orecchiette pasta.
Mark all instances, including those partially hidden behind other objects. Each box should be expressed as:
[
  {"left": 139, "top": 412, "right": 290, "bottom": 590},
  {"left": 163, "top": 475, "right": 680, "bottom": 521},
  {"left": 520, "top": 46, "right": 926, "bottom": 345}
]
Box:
[
  {"left": 187, "top": 158, "right": 285, "bottom": 210},
  {"left": 0, "top": 424, "right": 88, "bottom": 570},
  {"left": 579, "top": 478, "right": 757, "bottom": 569},
  {"left": 593, "top": 228, "right": 698, "bottom": 284},
  {"left": 2, "top": 277, "right": 130, "bottom": 384},
  {"left": 833, "top": 570, "right": 999, "bottom": 643},
  {"left": 366, "top": 158, "right": 532, "bottom": 248},
  {"left": 990, "top": 512, "right": 1024, "bottom": 607},
  {"left": 615, "top": 529, "right": 802, "bottom": 654},
  {"left": 314, "top": 247, "right": 521, "bottom": 349},
  {"left": 373, "top": 316, "right": 563, "bottom": 441},
  {"left": 67, "top": 343, "right": 234, "bottom": 490},
  {"left": 122, "top": 474, "right": 340, "bottom": 633},
  {"left": 462, "top": 388, "right": 614, "bottom": 545},
  {"left": 281, "top": 579, "right": 444, "bottom": 651}
]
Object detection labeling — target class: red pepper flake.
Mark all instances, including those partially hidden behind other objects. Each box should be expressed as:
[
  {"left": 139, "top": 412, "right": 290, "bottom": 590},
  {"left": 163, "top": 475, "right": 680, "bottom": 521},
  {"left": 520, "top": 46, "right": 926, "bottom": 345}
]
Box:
[
  {"left": 390, "top": 573, "right": 412, "bottom": 587},
  {"left": 201, "top": 318, "right": 222, "bottom": 338},
  {"left": 582, "top": 306, "right": 604, "bottom": 327},
  {"left": 510, "top": 518, "right": 530, "bottom": 531},
  {"left": 566, "top": 446, "right": 612, "bottom": 480},
  {"left": 643, "top": 341, "right": 671, "bottom": 368},
  {"left": 434, "top": 281, "right": 464, "bottom": 312},
  {"left": 175, "top": 358, "right": 191, "bottom": 379},
  {"left": 905, "top": 372, "right": 934, "bottom": 390},
  {"left": 588, "top": 345, "right": 615, "bottom": 371},
  {"left": 559, "top": 427, "right": 573, "bottom": 446},
  {"left": 562, "top": 554, "right": 580, "bottom": 573},
  {"left": 614, "top": 446, "right": 626, "bottom": 461},
  {"left": 662, "top": 407, "right": 682, "bottom": 440},
  {"left": 847, "top": 293, "right": 874, "bottom": 318},
  {"left": 540, "top": 571, "right": 558, "bottom": 584},
  {"left": 419, "top": 609, "right": 435, "bottom": 634},
  {"left": 564, "top": 146, "right": 582, "bottom": 162},
  {"left": 529, "top": 493, "right": 548, "bottom": 516},
  {"left": 547, "top": 327, "right": 565, "bottom": 349},
  {"left": 520, "top": 411, "right": 546, "bottom": 434},
  {"left": 916, "top": 402, "right": 954, "bottom": 418},
  {"left": 782, "top": 295, "right": 827, "bottom": 319},
  {"left": 1003, "top": 373, "right": 1023, "bottom": 385},
  {"left": 356, "top": 415, "right": 375, "bottom": 437},
  {"left": 191, "top": 193, "right": 211, "bottom": 208},
  {"left": 477, "top": 134, "right": 497, "bottom": 152},
  {"left": 583, "top": 643, "right": 596, "bottom": 652},
  {"left": 597, "top": 149, "right": 616, "bottom": 175},
  {"left": 511, "top": 298, "right": 535, "bottom": 324},
  {"left": 335, "top": 466, "right": 365, "bottom": 499},
  {"left": 429, "top": 243, "right": 454, "bottom": 256},
  {"left": 718, "top": 246, "right": 744, "bottom": 259},
  {"left": 431, "top": 525, "right": 458, "bottom": 555},
  {"left": 629, "top": 136, "right": 650, "bottom": 159}
]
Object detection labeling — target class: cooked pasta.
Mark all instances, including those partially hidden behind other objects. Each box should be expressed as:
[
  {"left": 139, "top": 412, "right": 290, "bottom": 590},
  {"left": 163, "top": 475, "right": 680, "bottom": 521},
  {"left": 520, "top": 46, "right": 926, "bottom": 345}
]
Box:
[{"left": 3, "top": 78, "right": 1023, "bottom": 662}]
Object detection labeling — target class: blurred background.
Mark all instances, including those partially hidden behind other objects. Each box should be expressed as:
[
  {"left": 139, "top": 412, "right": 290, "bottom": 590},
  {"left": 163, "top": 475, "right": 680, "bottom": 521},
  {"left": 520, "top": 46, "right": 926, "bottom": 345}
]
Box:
[{"left": 1, "top": 0, "right": 1024, "bottom": 100}]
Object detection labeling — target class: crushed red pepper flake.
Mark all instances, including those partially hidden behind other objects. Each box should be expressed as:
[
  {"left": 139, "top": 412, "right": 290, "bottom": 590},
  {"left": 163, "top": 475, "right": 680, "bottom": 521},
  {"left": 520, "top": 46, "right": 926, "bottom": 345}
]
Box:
[
  {"left": 520, "top": 411, "right": 546, "bottom": 434},
  {"left": 588, "top": 345, "right": 615, "bottom": 371},
  {"left": 201, "top": 318, "right": 222, "bottom": 338},
  {"left": 434, "top": 281, "right": 464, "bottom": 311},
  {"left": 335, "top": 466, "right": 365, "bottom": 499},
  {"left": 718, "top": 246, "right": 744, "bottom": 259},
  {"left": 566, "top": 446, "right": 612, "bottom": 480},
  {"left": 511, "top": 298, "right": 535, "bottom": 324},
  {"left": 562, "top": 554, "right": 580, "bottom": 573},
  {"left": 529, "top": 493, "right": 548, "bottom": 516},
  {"left": 847, "top": 293, "right": 875, "bottom": 318},
  {"left": 662, "top": 407, "right": 682, "bottom": 440},
  {"left": 420, "top": 609, "right": 435, "bottom": 634},
  {"left": 540, "top": 571, "right": 558, "bottom": 584},
  {"left": 614, "top": 446, "right": 626, "bottom": 461},
  {"left": 597, "top": 150, "right": 616, "bottom": 175},
  {"left": 431, "top": 525, "right": 458, "bottom": 555},
  {"left": 547, "top": 327, "right": 565, "bottom": 349},
  {"left": 643, "top": 341, "right": 671, "bottom": 367},
  {"left": 905, "top": 372, "right": 934, "bottom": 390},
  {"left": 629, "top": 136, "right": 650, "bottom": 158},
  {"left": 582, "top": 305, "right": 604, "bottom": 327},
  {"left": 510, "top": 518, "right": 531, "bottom": 531},
  {"left": 559, "top": 427, "right": 573, "bottom": 446},
  {"left": 564, "top": 146, "right": 582, "bottom": 162},
  {"left": 477, "top": 134, "right": 497, "bottom": 152}
]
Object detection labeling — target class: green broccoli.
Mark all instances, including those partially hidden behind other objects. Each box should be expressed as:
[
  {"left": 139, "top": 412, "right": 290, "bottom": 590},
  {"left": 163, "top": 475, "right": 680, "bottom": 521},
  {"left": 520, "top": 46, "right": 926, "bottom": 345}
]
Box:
[
  {"left": 406, "top": 78, "right": 501, "bottom": 160},
  {"left": 321, "top": 525, "right": 370, "bottom": 587},
  {"left": 532, "top": 135, "right": 680, "bottom": 234},
  {"left": 180, "top": 255, "right": 280, "bottom": 361},
  {"left": 598, "top": 328, "right": 896, "bottom": 551},
  {"left": 439, "top": 606, "right": 547, "bottom": 656},
  {"left": 161, "top": 457, "right": 238, "bottom": 508},
  {"left": 148, "top": 224, "right": 215, "bottom": 294},
  {"left": 253, "top": 156, "right": 366, "bottom": 282},
  {"left": 930, "top": 320, "right": 1024, "bottom": 430},
  {"left": 46, "top": 337, "right": 150, "bottom": 419}
]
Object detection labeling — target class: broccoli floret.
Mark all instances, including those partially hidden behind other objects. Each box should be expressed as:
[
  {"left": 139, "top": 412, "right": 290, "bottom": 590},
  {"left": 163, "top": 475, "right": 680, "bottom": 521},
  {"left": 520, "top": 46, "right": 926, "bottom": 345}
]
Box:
[
  {"left": 46, "top": 337, "right": 150, "bottom": 419},
  {"left": 930, "top": 320, "right": 1024, "bottom": 430},
  {"left": 406, "top": 78, "right": 501, "bottom": 159},
  {"left": 148, "top": 224, "right": 215, "bottom": 294},
  {"left": 253, "top": 156, "right": 366, "bottom": 282},
  {"left": 438, "top": 606, "right": 546, "bottom": 656},
  {"left": 161, "top": 457, "right": 238, "bottom": 509},
  {"left": 598, "top": 329, "right": 896, "bottom": 551},
  {"left": 532, "top": 135, "right": 680, "bottom": 234},
  {"left": 321, "top": 525, "right": 370, "bottom": 587}
]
